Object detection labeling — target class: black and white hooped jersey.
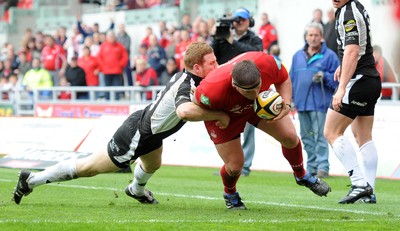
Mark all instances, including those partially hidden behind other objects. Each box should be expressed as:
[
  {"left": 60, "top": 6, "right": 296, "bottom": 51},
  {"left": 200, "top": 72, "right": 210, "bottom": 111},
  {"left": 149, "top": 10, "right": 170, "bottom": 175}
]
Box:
[
  {"left": 138, "top": 71, "right": 203, "bottom": 140},
  {"left": 335, "top": 0, "right": 379, "bottom": 78}
]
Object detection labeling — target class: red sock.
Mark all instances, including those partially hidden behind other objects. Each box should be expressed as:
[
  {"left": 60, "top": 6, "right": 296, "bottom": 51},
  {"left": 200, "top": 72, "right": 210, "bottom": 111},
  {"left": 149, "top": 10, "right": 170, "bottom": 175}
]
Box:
[
  {"left": 281, "top": 139, "right": 306, "bottom": 178},
  {"left": 220, "top": 165, "right": 240, "bottom": 194}
]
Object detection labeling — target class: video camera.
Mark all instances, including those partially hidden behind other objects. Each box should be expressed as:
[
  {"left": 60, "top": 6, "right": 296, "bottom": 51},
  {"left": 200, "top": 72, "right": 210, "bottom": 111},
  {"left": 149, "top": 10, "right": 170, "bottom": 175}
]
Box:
[{"left": 214, "top": 15, "right": 240, "bottom": 40}]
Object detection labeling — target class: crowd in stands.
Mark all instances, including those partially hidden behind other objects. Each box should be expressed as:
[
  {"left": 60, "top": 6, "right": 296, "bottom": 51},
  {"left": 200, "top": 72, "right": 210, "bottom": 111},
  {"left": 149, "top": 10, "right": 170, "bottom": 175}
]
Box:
[{"left": 0, "top": 3, "right": 398, "bottom": 102}]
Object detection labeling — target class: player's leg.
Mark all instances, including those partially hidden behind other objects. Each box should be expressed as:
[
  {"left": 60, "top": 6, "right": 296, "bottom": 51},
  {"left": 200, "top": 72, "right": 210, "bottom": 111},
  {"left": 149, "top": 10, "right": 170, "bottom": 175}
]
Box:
[
  {"left": 352, "top": 115, "right": 377, "bottom": 203},
  {"left": 257, "top": 116, "right": 330, "bottom": 196},
  {"left": 125, "top": 146, "right": 162, "bottom": 204},
  {"left": 324, "top": 109, "right": 372, "bottom": 203},
  {"left": 258, "top": 116, "right": 305, "bottom": 177},
  {"left": 215, "top": 138, "right": 246, "bottom": 209},
  {"left": 13, "top": 146, "right": 119, "bottom": 204}
]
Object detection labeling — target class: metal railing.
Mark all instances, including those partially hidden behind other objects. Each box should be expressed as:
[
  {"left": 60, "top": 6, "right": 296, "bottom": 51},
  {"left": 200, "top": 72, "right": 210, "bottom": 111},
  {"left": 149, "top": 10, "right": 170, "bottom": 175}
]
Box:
[
  {"left": 1, "top": 83, "right": 399, "bottom": 117},
  {"left": 0, "top": 86, "right": 165, "bottom": 116}
]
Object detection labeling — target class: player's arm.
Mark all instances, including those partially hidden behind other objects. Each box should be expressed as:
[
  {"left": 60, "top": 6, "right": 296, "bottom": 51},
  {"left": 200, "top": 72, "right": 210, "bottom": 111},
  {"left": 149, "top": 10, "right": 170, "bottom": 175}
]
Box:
[
  {"left": 272, "top": 78, "right": 292, "bottom": 120},
  {"left": 176, "top": 101, "right": 229, "bottom": 129},
  {"left": 332, "top": 44, "right": 359, "bottom": 111}
]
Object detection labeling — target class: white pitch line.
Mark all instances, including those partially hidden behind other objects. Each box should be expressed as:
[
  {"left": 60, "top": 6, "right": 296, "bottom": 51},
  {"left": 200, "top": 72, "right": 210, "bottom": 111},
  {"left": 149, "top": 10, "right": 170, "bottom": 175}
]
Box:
[
  {"left": 0, "top": 218, "right": 395, "bottom": 224},
  {"left": 0, "top": 178, "right": 397, "bottom": 217}
]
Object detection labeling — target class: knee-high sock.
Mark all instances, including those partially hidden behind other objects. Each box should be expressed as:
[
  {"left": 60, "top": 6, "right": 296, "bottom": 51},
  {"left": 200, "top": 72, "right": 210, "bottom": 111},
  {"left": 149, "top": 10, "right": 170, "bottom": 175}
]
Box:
[
  {"left": 220, "top": 165, "right": 240, "bottom": 194},
  {"left": 128, "top": 163, "right": 153, "bottom": 196},
  {"left": 27, "top": 159, "right": 77, "bottom": 189},
  {"left": 359, "top": 141, "right": 378, "bottom": 190},
  {"left": 332, "top": 136, "right": 367, "bottom": 186},
  {"left": 282, "top": 139, "right": 306, "bottom": 178}
]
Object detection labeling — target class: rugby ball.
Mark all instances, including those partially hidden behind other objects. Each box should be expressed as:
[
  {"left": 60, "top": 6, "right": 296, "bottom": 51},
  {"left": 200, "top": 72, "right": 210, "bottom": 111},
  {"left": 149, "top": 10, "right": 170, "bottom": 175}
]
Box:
[{"left": 254, "top": 90, "right": 283, "bottom": 119}]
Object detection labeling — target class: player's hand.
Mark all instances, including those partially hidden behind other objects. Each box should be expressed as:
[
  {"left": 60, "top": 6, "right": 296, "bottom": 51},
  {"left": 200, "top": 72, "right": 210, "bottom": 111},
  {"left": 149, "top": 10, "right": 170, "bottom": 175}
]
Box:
[
  {"left": 332, "top": 88, "right": 345, "bottom": 111},
  {"left": 334, "top": 66, "right": 341, "bottom": 82},
  {"left": 267, "top": 100, "right": 290, "bottom": 123},
  {"left": 215, "top": 112, "right": 230, "bottom": 129}
]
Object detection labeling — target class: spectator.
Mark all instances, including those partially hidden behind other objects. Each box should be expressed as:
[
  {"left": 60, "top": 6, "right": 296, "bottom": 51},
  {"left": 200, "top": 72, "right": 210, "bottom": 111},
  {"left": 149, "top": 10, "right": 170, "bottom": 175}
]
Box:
[
  {"left": 77, "top": 15, "right": 114, "bottom": 40},
  {"left": 147, "top": 34, "right": 167, "bottom": 77},
  {"left": 269, "top": 44, "right": 281, "bottom": 59},
  {"left": 175, "top": 29, "right": 191, "bottom": 70},
  {"left": 55, "top": 26, "right": 68, "bottom": 48},
  {"left": 211, "top": 7, "right": 263, "bottom": 176},
  {"left": 65, "top": 56, "right": 88, "bottom": 99},
  {"left": 192, "top": 20, "right": 211, "bottom": 44},
  {"left": 2, "top": 59, "right": 14, "bottom": 79},
  {"left": 97, "top": 31, "right": 128, "bottom": 100},
  {"left": 16, "top": 51, "right": 32, "bottom": 77},
  {"left": 134, "top": 58, "right": 158, "bottom": 100},
  {"left": 324, "top": 8, "right": 337, "bottom": 55},
  {"left": 258, "top": 12, "right": 278, "bottom": 53},
  {"left": 78, "top": 36, "right": 100, "bottom": 58},
  {"left": 178, "top": 13, "right": 192, "bottom": 32},
  {"left": 165, "top": 30, "right": 181, "bottom": 59},
  {"left": 311, "top": 8, "right": 324, "bottom": 28},
  {"left": 289, "top": 22, "right": 339, "bottom": 179},
  {"left": 158, "top": 21, "right": 170, "bottom": 48},
  {"left": 57, "top": 76, "right": 71, "bottom": 100},
  {"left": 64, "top": 25, "right": 84, "bottom": 59},
  {"left": 78, "top": 46, "right": 100, "bottom": 87},
  {"left": 141, "top": 27, "right": 154, "bottom": 48},
  {"left": 116, "top": 23, "right": 133, "bottom": 86},
  {"left": 373, "top": 45, "right": 397, "bottom": 100},
  {"left": 22, "top": 57, "right": 53, "bottom": 100},
  {"left": 33, "top": 37, "right": 44, "bottom": 60},
  {"left": 41, "top": 34, "right": 67, "bottom": 86},
  {"left": 159, "top": 58, "right": 178, "bottom": 85}
]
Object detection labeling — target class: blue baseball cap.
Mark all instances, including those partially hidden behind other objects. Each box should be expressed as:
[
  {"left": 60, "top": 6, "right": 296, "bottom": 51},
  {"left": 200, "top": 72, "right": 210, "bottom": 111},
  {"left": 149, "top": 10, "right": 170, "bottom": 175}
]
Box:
[{"left": 233, "top": 8, "right": 250, "bottom": 19}]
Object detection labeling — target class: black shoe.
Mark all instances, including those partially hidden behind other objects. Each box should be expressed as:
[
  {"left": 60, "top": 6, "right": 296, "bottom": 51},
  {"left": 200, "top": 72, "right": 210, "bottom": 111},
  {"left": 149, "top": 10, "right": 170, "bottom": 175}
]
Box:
[
  {"left": 295, "top": 172, "right": 331, "bottom": 197},
  {"left": 125, "top": 187, "right": 159, "bottom": 204},
  {"left": 339, "top": 183, "right": 373, "bottom": 204},
  {"left": 223, "top": 192, "right": 247, "bottom": 210},
  {"left": 13, "top": 170, "right": 33, "bottom": 204},
  {"left": 355, "top": 194, "right": 377, "bottom": 204}
]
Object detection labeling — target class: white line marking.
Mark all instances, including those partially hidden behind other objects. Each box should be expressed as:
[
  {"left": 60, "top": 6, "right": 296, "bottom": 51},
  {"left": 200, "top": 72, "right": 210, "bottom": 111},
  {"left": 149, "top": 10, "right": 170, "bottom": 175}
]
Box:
[{"left": 1, "top": 218, "right": 397, "bottom": 224}]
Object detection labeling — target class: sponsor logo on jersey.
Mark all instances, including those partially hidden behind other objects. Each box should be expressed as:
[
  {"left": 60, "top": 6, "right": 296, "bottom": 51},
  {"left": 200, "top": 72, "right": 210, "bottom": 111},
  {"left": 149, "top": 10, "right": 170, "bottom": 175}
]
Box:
[
  {"left": 344, "top": 20, "right": 356, "bottom": 32},
  {"left": 200, "top": 94, "right": 210, "bottom": 106}
]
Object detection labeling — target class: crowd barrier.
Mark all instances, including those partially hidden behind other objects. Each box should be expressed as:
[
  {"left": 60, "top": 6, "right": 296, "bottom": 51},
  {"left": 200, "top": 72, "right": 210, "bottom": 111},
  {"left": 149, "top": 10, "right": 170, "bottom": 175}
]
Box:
[{"left": 0, "top": 86, "right": 165, "bottom": 116}]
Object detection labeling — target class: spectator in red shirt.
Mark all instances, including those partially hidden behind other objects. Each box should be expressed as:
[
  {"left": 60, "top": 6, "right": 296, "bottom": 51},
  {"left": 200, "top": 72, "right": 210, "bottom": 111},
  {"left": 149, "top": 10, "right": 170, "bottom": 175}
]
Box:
[
  {"left": 373, "top": 45, "right": 397, "bottom": 99},
  {"left": 41, "top": 34, "right": 67, "bottom": 86},
  {"left": 78, "top": 46, "right": 99, "bottom": 87},
  {"left": 175, "top": 29, "right": 192, "bottom": 70},
  {"left": 134, "top": 58, "right": 158, "bottom": 100},
  {"left": 97, "top": 31, "right": 128, "bottom": 100},
  {"left": 258, "top": 12, "right": 278, "bottom": 53}
]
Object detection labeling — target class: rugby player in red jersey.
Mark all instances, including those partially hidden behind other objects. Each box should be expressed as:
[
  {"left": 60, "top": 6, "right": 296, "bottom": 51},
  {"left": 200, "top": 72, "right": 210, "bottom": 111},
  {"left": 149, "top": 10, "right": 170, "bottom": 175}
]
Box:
[{"left": 195, "top": 51, "right": 331, "bottom": 209}]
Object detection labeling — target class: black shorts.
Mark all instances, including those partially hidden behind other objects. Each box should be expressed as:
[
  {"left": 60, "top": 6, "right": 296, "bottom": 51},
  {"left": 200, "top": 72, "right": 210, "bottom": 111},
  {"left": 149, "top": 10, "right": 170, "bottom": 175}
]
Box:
[
  {"left": 107, "top": 110, "right": 163, "bottom": 168},
  {"left": 330, "top": 75, "right": 381, "bottom": 119}
]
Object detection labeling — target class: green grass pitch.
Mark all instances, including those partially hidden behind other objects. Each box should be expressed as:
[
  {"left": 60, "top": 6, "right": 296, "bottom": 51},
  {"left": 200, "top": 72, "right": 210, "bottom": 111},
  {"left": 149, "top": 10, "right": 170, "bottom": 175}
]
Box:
[{"left": 1, "top": 165, "right": 399, "bottom": 230}]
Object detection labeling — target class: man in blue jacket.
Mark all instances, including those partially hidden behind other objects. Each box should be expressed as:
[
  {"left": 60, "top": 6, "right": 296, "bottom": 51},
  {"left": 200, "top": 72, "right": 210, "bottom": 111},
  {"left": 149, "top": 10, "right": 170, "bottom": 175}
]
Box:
[{"left": 289, "top": 22, "right": 339, "bottom": 179}]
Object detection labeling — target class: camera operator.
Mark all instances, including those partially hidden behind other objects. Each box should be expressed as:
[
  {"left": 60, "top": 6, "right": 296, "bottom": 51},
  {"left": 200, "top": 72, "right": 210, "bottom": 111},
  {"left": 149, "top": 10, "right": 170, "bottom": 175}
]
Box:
[
  {"left": 211, "top": 8, "right": 263, "bottom": 64},
  {"left": 211, "top": 8, "right": 263, "bottom": 177}
]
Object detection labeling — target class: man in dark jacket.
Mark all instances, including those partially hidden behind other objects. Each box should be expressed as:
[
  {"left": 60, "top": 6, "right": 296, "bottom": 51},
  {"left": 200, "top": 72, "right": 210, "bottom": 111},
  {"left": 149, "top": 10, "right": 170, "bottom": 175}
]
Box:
[
  {"left": 65, "top": 56, "right": 87, "bottom": 99},
  {"left": 211, "top": 8, "right": 263, "bottom": 177}
]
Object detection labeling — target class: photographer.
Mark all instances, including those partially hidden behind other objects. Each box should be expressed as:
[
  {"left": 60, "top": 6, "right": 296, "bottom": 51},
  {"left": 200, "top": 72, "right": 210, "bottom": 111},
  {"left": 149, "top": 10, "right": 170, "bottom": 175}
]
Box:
[
  {"left": 212, "top": 8, "right": 263, "bottom": 64},
  {"left": 211, "top": 8, "right": 263, "bottom": 177}
]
